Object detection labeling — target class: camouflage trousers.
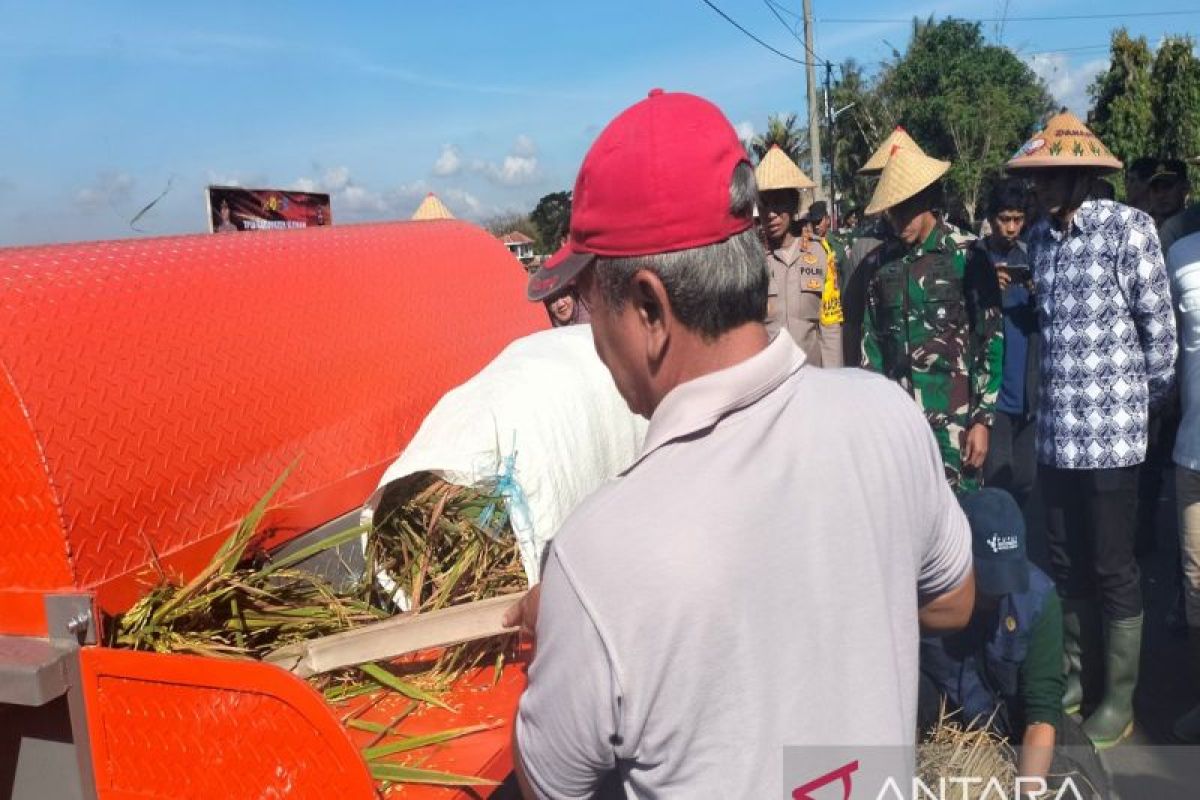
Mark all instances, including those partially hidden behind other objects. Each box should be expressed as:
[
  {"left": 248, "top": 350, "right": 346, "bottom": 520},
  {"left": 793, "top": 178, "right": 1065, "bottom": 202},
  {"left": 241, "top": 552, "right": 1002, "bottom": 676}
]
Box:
[{"left": 927, "top": 412, "right": 980, "bottom": 495}]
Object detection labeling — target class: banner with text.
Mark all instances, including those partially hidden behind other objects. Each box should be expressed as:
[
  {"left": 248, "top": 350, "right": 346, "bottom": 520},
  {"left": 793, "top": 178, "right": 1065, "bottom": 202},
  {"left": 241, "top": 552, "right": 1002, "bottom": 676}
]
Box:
[{"left": 207, "top": 186, "right": 332, "bottom": 233}]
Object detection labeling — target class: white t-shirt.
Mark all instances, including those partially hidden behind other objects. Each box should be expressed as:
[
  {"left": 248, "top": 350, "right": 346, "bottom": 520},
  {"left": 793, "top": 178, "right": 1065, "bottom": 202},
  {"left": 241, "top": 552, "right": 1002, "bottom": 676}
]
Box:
[{"left": 515, "top": 332, "right": 972, "bottom": 799}]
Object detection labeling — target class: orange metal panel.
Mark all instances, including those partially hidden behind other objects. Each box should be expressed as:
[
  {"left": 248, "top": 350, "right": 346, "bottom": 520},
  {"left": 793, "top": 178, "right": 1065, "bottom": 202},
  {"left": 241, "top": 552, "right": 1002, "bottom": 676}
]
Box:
[
  {"left": 79, "top": 646, "right": 528, "bottom": 799},
  {"left": 335, "top": 653, "right": 529, "bottom": 798},
  {"left": 80, "top": 647, "right": 378, "bottom": 799},
  {"left": 0, "top": 221, "right": 544, "bottom": 633}
]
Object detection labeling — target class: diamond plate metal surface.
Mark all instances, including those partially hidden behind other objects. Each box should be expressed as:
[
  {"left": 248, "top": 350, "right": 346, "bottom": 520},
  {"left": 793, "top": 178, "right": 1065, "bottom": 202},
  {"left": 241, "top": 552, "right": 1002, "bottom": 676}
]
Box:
[
  {"left": 81, "top": 647, "right": 376, "bottom": 799},
  {"left": 0, "top": 221, "right": 544, "bottom": 627}
]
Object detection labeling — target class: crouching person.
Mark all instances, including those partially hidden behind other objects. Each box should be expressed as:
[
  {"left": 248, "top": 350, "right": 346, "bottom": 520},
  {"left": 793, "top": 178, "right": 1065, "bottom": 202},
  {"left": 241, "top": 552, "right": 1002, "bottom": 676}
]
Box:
[{"left": 919, "top": 489, "right": 1105, "bottom": 794}]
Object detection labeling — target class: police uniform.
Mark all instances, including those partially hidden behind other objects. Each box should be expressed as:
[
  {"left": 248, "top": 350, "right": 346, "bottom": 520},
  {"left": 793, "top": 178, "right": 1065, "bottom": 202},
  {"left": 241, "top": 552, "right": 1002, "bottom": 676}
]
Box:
[
  {"left": 765, "top": 238, "right": 835, "bottom": 366},
  {"left": 860, "top": 225, "right": 1004, "bottom": 492}
]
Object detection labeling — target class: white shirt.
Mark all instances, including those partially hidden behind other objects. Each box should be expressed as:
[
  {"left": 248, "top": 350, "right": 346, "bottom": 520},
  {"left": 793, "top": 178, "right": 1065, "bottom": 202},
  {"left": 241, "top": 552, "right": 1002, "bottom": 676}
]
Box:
[
  {"left": 515, "top": 332, "right": 972, "bottom": 799},
  {"left": 1169, "top": 232, "right": 1200, "bottom": 471}
]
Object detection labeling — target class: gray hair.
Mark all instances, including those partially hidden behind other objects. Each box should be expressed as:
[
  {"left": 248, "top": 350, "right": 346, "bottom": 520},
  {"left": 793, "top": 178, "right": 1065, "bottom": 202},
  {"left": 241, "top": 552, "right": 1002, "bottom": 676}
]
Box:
[{"left": 592, "top": 161, "right": 768, "bottom": 339}]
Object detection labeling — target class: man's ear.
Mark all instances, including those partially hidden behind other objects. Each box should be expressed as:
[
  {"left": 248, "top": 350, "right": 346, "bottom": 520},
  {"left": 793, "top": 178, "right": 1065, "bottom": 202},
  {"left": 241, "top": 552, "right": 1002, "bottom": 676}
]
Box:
[{"left": 628, "top": 269, "right": 672, "bottom": 366}]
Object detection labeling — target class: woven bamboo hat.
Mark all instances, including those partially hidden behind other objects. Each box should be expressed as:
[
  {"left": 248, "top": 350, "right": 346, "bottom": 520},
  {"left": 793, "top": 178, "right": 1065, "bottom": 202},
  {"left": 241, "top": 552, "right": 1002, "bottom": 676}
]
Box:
[
  {"left": 1006, "top": 110, "right": 1122, "bottom": 173},
  {"left": 755, "top": 145, "right": 816, "bottom": 191},
  {"left": 411, "top": 192, "right": 455, "bottom": 220},
  {"left": 865, "top": 145, "right": 951, "bottom": 216},
  {"left": 858, "top": 126, "right": 924, "bottom": 176}
]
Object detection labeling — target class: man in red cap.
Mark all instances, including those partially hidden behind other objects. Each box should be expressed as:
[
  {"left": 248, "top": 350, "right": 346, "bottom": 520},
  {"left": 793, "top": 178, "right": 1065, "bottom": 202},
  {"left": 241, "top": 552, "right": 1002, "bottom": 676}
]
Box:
[{"left": 510, "top": 90, "right": 975, "bottom": 798}]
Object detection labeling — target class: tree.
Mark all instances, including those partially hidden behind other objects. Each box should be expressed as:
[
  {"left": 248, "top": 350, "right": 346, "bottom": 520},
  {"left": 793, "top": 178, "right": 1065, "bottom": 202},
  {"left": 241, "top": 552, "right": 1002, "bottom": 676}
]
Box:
[
  {"left": 529, "top": 190, "right": 572, "bottom": 251},
  {"left": 879, "top": 18, "right": 1053, "bottom": 221},
  {"left": 831, "top": 58, "right": 895, "bottom": 207},
  {"left": 750, "top": 113, "right": 809, "bottom": 168},
  {"left": 482, "top": 213, "right": 540, "bottom": 248},
  {"left": 1149, "top": 36, "right": 1200, "bottom": 165},
  {"left": 1088, "top": 29, "right": 1154, "bottom": 166}
]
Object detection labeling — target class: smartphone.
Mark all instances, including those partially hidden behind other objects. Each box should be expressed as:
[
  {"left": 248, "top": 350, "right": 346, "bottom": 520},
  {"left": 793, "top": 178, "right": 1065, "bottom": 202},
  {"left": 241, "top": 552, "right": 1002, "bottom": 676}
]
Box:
[{"left": 1005, "top": 265, "right": 1032, "bottom": 284}]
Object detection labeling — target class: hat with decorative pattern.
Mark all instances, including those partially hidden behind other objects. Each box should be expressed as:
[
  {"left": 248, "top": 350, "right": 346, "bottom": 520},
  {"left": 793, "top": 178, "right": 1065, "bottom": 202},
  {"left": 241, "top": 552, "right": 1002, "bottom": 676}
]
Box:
[
  {"left": 1006, "top": 109, "right": 1122, "bottom": 173},
  {"left": 858, "top": 126, "right": 924, "bottom": 176},
  {"left": 864, "top": 144, "right": 951, "bottom": 216}
]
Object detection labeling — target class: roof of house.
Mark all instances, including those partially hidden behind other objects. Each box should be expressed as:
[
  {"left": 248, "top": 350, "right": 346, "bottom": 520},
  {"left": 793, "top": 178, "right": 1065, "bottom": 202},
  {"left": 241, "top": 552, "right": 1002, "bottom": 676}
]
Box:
[{"left": 501, "top": 231, "right": 535, "bottom": 245}]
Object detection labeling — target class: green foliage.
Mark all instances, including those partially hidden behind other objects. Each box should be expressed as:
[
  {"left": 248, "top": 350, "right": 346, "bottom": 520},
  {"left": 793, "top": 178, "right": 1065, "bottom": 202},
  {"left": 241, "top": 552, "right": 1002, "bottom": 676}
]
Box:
[
  {"left": 1088, "top": 28, "right": 1155, "bottom": 164},
  {"left": 877, "top": 18, "right": 1053, "bottom": 221},
  {"left": 830, "top": 59, "right": 895, "bottom": 207},
  {"left": 529, "top": 190, "right": 572, "bottom": 251},
  {"left": 482, "top": 212, "right": 541, "bottom": 250},
  {"left": 1149, "top": 36, "right": 1200, "bottom": 164},
  {"left": 750, "top": 113, "right": 809, "bottom": 169}
]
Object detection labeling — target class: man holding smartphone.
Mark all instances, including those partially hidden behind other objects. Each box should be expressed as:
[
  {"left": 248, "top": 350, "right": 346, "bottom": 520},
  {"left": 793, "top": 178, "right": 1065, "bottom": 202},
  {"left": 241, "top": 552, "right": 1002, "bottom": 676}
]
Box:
[{"left": 977, "top": 179, "right": 1039, "bottom": 511}]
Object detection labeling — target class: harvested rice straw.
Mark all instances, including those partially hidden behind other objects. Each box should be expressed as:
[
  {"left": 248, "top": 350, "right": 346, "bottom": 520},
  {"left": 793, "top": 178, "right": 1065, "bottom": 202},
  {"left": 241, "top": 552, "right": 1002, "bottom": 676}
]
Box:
[
  {"left": 109, "top": 468, "right": 521, "bottom": 791},
  {"left": 366, "top": 473, "right": 526, "bottom": 615},
  {"left": 917, "top": 703, "right": 1016, "bottom": 799}
]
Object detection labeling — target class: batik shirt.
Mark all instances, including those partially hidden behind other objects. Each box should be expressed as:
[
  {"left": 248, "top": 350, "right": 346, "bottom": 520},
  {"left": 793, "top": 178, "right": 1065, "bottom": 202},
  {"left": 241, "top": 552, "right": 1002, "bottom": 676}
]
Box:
[{"left": 1027, "top": 200, "right": 1178, "bottom": 469}]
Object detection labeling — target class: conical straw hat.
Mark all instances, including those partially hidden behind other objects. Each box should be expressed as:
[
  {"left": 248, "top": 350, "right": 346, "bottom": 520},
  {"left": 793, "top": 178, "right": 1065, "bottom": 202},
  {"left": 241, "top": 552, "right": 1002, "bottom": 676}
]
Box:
[
  {"left": 411, "top": 192, "right": 455, "bottom": 221},
  {"left": 755, "top": 145, "right": 816, "bottom": 191},
  {"left": 865, "top": 145, "right": 951, "bottom": 216},
  {"left": 1006, "top": 110, "right": 1122, "bottom": 173},
  {"left": 859, "top": 126, "right": 924, "bottom": 176}
]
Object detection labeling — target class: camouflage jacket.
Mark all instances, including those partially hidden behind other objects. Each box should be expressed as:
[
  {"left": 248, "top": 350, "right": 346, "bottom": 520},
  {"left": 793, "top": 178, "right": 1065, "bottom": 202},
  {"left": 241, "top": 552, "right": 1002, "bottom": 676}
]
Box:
[{"left": 860, "top": 225, "right": 1004, "bottom": 430}]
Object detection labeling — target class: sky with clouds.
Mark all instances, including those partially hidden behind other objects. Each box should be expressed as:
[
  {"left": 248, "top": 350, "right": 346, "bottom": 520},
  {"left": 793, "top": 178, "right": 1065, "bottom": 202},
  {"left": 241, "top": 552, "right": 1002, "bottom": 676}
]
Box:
[{"left": 0, "top": 1, "right": 1192, "bottom": 246}]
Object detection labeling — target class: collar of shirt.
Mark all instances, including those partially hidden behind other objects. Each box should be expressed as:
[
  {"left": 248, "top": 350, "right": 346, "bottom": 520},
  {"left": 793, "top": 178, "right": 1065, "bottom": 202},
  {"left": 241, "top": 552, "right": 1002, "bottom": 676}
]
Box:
[
  {"left": 768, "top": 238, "right": 802, "bottom": 265},
  {"left": 907, "top": 224, "right": 949, "bottom": 260},
  {"left": 623, "top": 331, "right": 807, "bottom": 473},
  {"left": 1041, "top": 199, "right": 1112, "bottom": 243}
]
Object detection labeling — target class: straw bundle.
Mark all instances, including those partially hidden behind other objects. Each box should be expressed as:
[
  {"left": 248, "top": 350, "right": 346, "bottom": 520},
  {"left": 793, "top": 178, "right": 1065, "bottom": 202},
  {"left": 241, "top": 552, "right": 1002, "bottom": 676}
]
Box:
[
  {"left": 109, "top": 468, "right": 526, "bottom": 790},
  {"left": 367, "top": 473, "right": 525, "bottom": 614},
  {"left": 917, "top": 706, "right": 1016, "bottom": 798}
]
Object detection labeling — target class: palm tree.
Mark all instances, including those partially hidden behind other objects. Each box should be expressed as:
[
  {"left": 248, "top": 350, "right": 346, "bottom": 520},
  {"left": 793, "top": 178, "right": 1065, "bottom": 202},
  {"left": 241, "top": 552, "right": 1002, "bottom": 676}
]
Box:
[{"left": 750, "top": 113, "right": 808, "bottom": 166}]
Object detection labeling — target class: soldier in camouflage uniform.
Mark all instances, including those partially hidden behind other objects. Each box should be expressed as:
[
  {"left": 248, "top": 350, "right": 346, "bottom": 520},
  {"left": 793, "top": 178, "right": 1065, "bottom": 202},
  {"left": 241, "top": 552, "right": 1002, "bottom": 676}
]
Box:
[{"left": 859, "top": 147, "right": 1004, "bottom": 493}]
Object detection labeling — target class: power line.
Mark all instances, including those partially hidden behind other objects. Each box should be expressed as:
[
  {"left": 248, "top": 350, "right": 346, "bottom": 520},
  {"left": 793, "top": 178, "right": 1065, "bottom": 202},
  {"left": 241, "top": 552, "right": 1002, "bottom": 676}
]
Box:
[
  {"left": 821, "top": 10, "right": 1200, "bottom": 23},
  {"left": 699, "top": 0, "right": 818, "bottom": 66},
  {"left": 763, "top": 0, "right": 825, "bottom": 64}
]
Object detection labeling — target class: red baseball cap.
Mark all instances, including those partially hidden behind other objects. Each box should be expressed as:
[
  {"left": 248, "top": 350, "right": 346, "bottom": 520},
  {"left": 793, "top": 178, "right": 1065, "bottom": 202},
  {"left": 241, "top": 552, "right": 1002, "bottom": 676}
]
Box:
[{"left": 526, "top": 89, "right": 752, "bottom": 302}]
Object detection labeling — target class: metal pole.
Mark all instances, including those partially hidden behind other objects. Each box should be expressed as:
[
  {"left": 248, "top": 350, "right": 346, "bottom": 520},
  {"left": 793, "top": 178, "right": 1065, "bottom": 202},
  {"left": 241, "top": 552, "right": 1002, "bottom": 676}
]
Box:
[
  {"left": 825, "top": 61, "right": 836, "bottom": 227},
  {"left": 802, "top": 0, "right": 824, "bottom": 200}
]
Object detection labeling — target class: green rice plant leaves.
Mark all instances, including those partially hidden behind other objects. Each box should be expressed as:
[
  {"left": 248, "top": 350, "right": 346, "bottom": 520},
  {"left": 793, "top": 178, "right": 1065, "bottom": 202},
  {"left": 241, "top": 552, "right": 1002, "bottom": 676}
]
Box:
[
  {"left": 362, "top": 723, "right": 496, "bottom": 760},
  {"left": 367, "top": 763, "right": 499, "bottom": 787},
  {"left": 360, "top": 663, "right": 455, "bottom": 712}
]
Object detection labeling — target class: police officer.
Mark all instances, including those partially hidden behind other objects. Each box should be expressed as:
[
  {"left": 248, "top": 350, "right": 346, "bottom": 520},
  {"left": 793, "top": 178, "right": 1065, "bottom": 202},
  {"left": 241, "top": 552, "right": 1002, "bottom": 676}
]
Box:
[
  {"left": 755, "top": 146, "right": 838, "bottom": 366},
  {"left": 859, "top": 146, "right": 1004, "bottom": 493}
]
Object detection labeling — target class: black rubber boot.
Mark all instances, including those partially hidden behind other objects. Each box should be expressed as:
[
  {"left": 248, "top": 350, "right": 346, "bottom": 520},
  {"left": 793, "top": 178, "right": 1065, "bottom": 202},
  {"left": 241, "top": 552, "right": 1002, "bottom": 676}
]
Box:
[
  {"left": 1173, "top": 627, "right": 1200, "bottom": 743},
  {"left": 1082, "top": 614, "right": 1143, "bottom": 749}
]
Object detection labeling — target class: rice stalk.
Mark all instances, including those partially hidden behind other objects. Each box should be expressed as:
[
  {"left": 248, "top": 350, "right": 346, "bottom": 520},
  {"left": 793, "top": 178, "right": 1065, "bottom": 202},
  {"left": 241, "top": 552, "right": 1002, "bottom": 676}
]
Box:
[{"left": 917, "top": 703, "right": 1016, "bottom": 799}]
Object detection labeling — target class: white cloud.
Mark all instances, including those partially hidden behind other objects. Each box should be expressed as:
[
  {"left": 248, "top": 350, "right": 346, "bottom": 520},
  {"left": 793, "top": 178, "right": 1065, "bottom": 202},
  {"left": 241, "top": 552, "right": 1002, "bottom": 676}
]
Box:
[
  {"left": 73, "top": 171, "right": 134, "bottom": 213},
  {"left": 441, "top": 187, "right": 482, "bottom": 216},
  {"left": 734, "top": 120, "right": 756, "bottom": 142},
  {"left": 470, "top": 136, "right": 542, "bottom": 187},
  {"left": 512, "top": 134, "right": 537, "bottom": 158},
  {"left": 1027, "top": 54, "right": 1107, "bottom": 118},
  {"left": 432, "top": 144, "right": 462, "bottom": 176},
  {"left": 322, "top": 166, "right": 352, "bottom": 192}
]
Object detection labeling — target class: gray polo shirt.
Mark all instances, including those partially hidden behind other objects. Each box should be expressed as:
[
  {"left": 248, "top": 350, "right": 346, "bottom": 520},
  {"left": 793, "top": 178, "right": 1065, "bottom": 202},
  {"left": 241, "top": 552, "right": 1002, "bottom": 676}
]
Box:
[{"left": 516, "top": 332, "right": 972, "bottom": 799}]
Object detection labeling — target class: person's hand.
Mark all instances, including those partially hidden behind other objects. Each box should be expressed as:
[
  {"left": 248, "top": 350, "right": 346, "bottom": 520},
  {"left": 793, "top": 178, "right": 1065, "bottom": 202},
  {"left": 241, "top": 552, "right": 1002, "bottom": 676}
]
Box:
[
  {"left": 503, "top": 584, "right": 541, "bottom": 639},
  {"left": 996, "top": 267, "right": 1012, "bottom": 290},
  {"left": 963, "top": 423, "right": 990, "bottom": 469}
]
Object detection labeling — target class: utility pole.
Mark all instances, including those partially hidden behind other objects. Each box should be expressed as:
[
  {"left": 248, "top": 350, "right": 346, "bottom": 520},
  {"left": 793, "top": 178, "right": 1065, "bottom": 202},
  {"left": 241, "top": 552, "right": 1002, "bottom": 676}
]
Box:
[
  {"left": 802, "top": 0, "right": 824, "bottom": 200},
  {"left": 824, "top": 61, "right": 835, "bottom": 225}
]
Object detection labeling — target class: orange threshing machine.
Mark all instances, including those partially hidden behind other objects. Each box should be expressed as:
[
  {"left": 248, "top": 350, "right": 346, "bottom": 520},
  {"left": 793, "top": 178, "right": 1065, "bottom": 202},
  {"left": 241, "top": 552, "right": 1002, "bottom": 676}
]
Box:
[{"left": 0, "top": 220, "right": 545, "bottom": 798}]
